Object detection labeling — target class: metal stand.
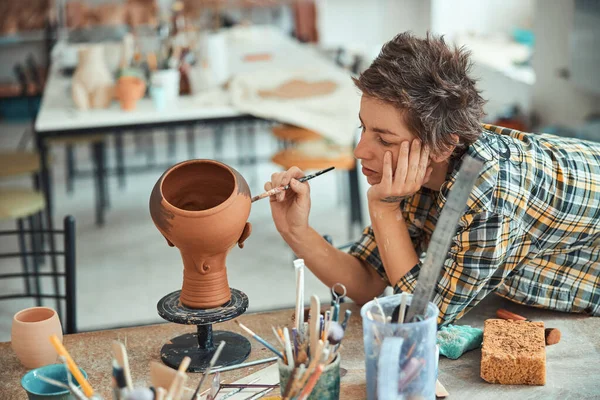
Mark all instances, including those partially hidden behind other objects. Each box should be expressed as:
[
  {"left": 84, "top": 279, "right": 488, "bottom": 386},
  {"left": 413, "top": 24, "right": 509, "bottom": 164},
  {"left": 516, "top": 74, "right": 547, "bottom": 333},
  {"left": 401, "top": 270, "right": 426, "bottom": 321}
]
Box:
[{"left": 157, "top": 288, "right": 251, "bottom": 372}]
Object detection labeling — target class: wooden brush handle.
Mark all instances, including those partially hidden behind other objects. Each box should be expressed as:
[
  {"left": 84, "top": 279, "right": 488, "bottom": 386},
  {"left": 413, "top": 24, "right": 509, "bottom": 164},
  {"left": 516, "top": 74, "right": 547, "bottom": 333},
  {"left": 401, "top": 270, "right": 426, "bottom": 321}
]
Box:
[{"left": 496, "top": 309, "right": 528, "bottom": 321}]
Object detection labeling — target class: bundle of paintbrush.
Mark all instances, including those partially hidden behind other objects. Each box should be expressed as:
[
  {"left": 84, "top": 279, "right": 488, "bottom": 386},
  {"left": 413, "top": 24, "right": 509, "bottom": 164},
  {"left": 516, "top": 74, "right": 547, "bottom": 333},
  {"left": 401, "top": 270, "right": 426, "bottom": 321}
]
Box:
[{"left": 235, "top": 259, "right": 351, "bottom": 400}]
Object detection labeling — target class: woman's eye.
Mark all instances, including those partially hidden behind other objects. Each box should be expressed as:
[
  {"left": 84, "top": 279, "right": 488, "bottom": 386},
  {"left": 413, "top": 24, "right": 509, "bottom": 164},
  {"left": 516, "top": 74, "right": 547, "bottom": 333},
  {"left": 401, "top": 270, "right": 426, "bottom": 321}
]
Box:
[
  {"left": 358, "top": 124, "right": 365, "bottom": 132},
  {"left": 377, "top": 136, "right": 392, "bottom": 147}
]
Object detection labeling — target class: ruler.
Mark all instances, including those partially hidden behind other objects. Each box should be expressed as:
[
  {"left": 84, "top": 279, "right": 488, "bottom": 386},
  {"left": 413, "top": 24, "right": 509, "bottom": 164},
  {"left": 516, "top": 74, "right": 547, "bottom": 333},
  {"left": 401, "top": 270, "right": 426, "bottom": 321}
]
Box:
[{"left": 404, "top": 155, "right": 484, "bottom": 323}]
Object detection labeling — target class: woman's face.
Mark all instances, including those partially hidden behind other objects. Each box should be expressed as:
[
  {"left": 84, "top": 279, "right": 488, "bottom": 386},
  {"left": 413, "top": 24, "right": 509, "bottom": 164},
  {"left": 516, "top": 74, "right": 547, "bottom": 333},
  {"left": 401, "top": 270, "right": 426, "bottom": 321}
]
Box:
[{"left": 354, "top": 95, "right": 419, "bottom": 185}]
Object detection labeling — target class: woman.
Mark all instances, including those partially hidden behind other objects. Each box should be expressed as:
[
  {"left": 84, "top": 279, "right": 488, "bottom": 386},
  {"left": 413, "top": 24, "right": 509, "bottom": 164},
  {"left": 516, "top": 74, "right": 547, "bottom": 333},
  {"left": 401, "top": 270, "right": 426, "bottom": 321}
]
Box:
[{"left": 264, "top": 33, "right": 600, "bottom": 325}]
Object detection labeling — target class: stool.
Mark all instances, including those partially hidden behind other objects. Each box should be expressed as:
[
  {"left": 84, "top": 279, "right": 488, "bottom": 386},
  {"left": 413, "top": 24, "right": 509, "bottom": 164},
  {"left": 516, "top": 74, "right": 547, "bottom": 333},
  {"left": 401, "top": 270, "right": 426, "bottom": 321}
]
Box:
[
  {"left": 0, "top": 151, "right": 47, "bottom": 260},
  {"left": 271, "top": 124, "right": 363, "bottom": 239},
  {"left": 0, "top": 151, "right": 41, "bottom": 179},
  {"left": 0, "top": 188, "right": 46, "bottom": 306}
]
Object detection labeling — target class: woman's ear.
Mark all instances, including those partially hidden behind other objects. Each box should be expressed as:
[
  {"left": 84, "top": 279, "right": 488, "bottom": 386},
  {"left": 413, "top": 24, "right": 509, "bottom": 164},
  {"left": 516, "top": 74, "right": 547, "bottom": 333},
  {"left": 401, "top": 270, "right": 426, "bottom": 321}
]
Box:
[{"left": 430, "top": 134, "right": 459, "bottom": 163}]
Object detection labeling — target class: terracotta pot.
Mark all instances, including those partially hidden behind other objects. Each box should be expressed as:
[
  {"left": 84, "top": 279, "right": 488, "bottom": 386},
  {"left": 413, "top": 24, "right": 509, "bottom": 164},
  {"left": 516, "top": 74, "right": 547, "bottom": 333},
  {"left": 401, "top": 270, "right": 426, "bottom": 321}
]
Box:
[
  {"left": 72, "top": 45, "right": 114, "bottom": 110},
  {"left": 11, "top": 307, "right": 63, "bottom": 369},
  {"left": 116, "top": 76, "right": 146, "bottom": 111},
  {"left": 150, "top": 160, "right": 252, "bottom": 309}
]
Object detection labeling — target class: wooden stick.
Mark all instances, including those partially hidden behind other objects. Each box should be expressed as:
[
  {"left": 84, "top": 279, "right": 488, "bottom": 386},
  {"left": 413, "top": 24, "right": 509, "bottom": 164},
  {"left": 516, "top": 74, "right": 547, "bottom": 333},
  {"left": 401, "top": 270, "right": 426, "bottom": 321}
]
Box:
[
  {"left": 297, "top": 364, "right": 325, "bottom": 400},
  {"left": 398, "top": 292, "right": 407, "bottom": 323},
  {"left": 49, "top": 335, "right": 94, "bottom": 398},
  {"left": 283, "top": 327, "right": 295, "bottom": 368},
  {"left": 111, "top": 341, "right": 133, "bottom": 391},
  {"left": 294, "top": 259, "right": 305, "bottom": 335},
  {"left": 309, "top": 295, "right": 321, "bottom": 360},
  {"left": 436, "top": 379, "right": 449, "bottom": 398}
]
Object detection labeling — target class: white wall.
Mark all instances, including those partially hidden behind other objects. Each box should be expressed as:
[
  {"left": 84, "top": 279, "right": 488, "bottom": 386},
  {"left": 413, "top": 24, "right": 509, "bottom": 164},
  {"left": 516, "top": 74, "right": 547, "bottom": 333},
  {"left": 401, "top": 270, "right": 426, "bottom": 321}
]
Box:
[
  {"left": 531, "top": 0, "right": 600, "bottom": 127},
  {"left": 431, "top": 0, "right": 535, "bottom": 41},
  {"left": 317, "top": 0, "right": 431, "bottom": 58}
]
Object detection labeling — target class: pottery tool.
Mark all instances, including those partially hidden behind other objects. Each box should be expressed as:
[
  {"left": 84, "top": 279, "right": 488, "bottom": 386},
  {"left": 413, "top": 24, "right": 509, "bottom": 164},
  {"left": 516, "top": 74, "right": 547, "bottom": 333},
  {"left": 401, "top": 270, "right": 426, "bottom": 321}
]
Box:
[
  {"left": 59, "top": 356, "right": 88, "bottom": 400},
  {"left": 167, "top": 357, "right": 190, "bottom": 400},
  {"left": 396, "top": 292, "right": 408, "bottom": 323},
  {"left": 155, "top": 387, "right": 166, "bottom": 400},
  {"left": 340, "top": 309, "right": 352, "bottom": 331},
  {"left": 330, "top": 283, "right": 346, "bottom": 322},
  {"left": 271, "top": 326, "right": 285, "bottom": 347},
  {"left": 192, "top": 341, "right": 225, "bottom": 400},
  {"left": 236, "top": 321, "right": 285, "bottom": 359},
  {"left": 405, "top": 156, "right": 483, "bottom": 323},
  {"left": 436, "top": 379, "right": 450, "bottom": 398},
  {"left": 283, "top": 327, "right": 294, "bottom": 367},
  {"left": 327, "top": 322, "right": 345, "bottom": 346},
  {"left": 167, "top": 355, "right": 190, "bottom": 400},
  {"left": 309, "top": 295, "right": 321, "bottom": 360},
  {"left": 218, "top": 378, "right": 260, "bottom": 400},
  {"left": 496, "top": 309, "right": 562, "bottom": 345},
  {"left": 113, "top": 359, "right": 129, "bottom": 399},
  {"left": 243, "top": 387, "right": 275, "bottom": 400},
  {"left": 293, "top": 259, "right": 305, "bottom": 335},
  {"left": 219, "top": 384, "right": 279, "bottom": 389},
  {"left": 38, "top": 374, "right": 70, "bottom": 390},
  {"left": 112, "top": 341, "right": 134, "bottom": 391},
  {"left": 296, "top": 364, "right": 324, "bottom": 400},
  {"left": 210, "top": 356, "right": 279, "bottom": 373},
  {"left": 49, "top": 334, "right": 95, "bottom": 398},
  {"left": 250, "top": 167, "right": 335, "bottom": 202}
]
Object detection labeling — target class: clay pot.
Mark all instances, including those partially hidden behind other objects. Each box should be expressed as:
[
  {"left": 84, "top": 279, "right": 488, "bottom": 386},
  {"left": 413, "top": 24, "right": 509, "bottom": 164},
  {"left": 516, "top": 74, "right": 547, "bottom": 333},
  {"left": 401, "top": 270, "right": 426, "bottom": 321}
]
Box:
[
  {"left": 116, "top": 76, "right": 146, "bottom": 111},
  {"left": 149, "top": 160, "right": 252, "bottom": 309},
  {"left": 11, "top": 307, "right": 63, "bottom": 369}
]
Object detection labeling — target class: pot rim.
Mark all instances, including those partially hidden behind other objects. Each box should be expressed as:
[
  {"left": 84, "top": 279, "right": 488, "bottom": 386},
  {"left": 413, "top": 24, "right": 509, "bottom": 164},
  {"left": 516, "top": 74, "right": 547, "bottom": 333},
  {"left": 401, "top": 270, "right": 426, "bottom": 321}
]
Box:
[
  {"left": 159, "top": 159, "right": 239, "bottom": 217},
  {"left": 13, "top": 307, "right": 57, "bottom": 324}
]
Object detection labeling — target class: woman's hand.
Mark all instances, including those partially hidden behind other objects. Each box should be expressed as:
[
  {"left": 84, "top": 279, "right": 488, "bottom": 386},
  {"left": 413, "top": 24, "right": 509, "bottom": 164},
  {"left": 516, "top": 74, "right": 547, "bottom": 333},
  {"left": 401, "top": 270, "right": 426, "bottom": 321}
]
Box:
[
  {"left": 265, "top": 167, "right": 311, "bottom": 237},
  {"left": 367, "top": 140, "right": 432, "bottom": 212}
]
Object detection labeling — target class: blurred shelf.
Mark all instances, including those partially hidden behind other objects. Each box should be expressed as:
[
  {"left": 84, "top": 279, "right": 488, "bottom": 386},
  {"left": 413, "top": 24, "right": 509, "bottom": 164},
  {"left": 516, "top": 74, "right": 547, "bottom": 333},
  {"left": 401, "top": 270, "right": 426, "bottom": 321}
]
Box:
[{"left": 0, "top": 30, "right": 50, "bottom": 46}]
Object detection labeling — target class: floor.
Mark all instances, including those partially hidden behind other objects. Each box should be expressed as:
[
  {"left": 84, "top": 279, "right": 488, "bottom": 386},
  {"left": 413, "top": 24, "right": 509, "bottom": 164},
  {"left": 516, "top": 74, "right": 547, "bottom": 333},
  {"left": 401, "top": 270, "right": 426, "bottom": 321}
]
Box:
[{"left": 0, "top": 121, "right": 370, "bottom": 342}]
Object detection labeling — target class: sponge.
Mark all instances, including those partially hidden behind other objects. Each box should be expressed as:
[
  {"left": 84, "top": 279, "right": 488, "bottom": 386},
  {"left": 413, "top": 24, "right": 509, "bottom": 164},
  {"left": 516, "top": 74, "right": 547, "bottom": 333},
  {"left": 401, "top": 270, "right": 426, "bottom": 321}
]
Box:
[{"left": 437, "top": 324, "right": 483, "bottom": 360}]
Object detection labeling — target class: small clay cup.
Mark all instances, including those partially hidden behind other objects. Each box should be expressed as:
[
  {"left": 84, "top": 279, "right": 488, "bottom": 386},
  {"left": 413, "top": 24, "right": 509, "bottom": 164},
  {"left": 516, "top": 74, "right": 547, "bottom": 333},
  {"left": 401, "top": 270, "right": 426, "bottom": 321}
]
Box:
[
  {"left": 11, "top": 307, "right": 63, "bottom": 369},
  {"left": 149, "top": 160, "right": 252, "bottom": 309},
  {"left": 116, "top": 75, "right": 146, "bottom": 111}
]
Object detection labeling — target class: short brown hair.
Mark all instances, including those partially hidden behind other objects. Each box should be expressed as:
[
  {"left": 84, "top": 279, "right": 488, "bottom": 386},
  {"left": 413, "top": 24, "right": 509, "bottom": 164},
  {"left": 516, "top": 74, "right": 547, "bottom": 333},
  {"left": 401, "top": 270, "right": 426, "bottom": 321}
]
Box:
[{"left": 354, "top": 32, "right": 486, "bottom": 155}]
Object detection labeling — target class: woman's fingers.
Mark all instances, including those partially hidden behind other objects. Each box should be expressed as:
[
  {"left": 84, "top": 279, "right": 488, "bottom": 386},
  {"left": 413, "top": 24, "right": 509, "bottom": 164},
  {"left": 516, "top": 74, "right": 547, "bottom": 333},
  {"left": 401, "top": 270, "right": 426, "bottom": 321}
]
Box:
[
  {"left": 406, "top": 140, "right": 421, "bottom": 184},
  {"left": 270, "top": 167, "right": 305, "bottom": 202},
  {"left": 381, "top": 151, "right": 393, "bottom": 187},
  {"left": 394, "top": 141, "right": 409, "bottom": 185},
  {"left": 416, "top": 144, "right": 430, "bottom": 184}
]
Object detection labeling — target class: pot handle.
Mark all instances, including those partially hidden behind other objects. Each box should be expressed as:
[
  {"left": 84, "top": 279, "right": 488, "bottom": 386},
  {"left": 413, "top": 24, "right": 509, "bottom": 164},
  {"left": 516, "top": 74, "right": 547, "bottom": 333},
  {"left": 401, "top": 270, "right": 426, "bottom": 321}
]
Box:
[{"left": 237, "top": 222, "right": 252, "bottom": 248}]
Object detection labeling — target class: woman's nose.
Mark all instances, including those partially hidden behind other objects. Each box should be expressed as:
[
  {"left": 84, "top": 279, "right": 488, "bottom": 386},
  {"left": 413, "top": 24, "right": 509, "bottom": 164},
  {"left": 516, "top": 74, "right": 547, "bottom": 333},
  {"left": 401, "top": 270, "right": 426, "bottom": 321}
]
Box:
[{"left": 354, "top": 136, "right": 369, "bottom": 160}]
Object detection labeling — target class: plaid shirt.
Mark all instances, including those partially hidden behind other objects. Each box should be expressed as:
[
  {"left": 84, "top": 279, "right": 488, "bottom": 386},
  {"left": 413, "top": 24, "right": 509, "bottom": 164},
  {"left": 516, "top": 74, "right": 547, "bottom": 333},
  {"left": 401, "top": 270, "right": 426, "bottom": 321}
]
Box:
[{"left": 350, "top": 124, "right": 600, "bottom": 325}]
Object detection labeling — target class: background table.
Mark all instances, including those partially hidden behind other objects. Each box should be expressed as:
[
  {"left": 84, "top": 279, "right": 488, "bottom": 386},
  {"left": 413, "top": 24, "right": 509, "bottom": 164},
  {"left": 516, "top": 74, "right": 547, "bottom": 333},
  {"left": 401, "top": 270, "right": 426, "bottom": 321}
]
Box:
[
  {"left": 34, "top": 25, "right": 362, "bottom": 228},
  {"left": 2, "top": 295, "right": 599, "bottom": 399}
]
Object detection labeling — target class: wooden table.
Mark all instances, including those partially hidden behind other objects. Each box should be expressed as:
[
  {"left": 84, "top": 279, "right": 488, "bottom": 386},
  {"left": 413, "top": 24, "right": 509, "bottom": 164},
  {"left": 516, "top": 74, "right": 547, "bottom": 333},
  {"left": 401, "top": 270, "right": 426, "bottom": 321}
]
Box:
[
  {"left": 0, "top": 304, "right": 366, "bottom": 400},
  {"left": 2, "top": 295, "right": 599, "bottom": 399}
]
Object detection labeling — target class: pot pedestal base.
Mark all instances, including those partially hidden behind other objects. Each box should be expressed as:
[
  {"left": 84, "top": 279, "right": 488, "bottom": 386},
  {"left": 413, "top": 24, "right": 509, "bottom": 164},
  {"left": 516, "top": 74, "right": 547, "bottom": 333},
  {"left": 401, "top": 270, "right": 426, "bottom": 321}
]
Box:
[{"left": 157, "top": 288, "right": 250, "bottom": 372}]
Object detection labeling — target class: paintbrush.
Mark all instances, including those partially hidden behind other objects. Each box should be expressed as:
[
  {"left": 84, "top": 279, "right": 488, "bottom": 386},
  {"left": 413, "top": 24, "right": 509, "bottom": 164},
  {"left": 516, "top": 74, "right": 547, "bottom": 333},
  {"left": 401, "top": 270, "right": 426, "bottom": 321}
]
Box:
[
  {"left": 236, "top": 321, "right": 285, "bottom": 359},
  {"left": 251, "top": 167, "right": 335, "bottom": 202},
  {"left": 112, "top": 341, "right": 133, "bottom": 391},
  {"left": 191, "top": 341, "right": 226, "bottom": 400},
  {"left": 50, "top": 335, "right": 94, "bottom": 398}
]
